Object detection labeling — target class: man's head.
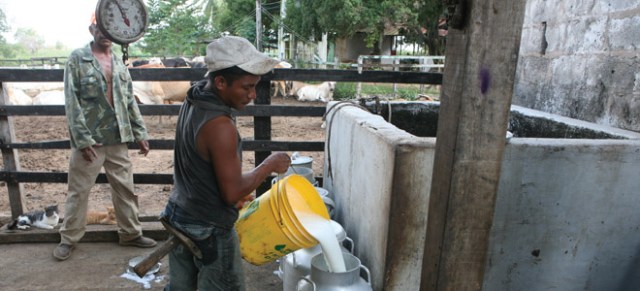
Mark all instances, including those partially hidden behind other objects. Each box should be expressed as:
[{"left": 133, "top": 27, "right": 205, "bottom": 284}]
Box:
[
  {"left": 89, "top": 12, "right": 112, "bottom": 48},
  {"left": 204, "top": 36, "right": 279, "bottom": 77},
  {"left": 204, "top": 36, "right": 279, "bottom": 110}
]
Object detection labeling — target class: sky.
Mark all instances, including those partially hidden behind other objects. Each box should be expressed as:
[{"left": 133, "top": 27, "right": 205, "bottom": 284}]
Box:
[{"left": 0, "top": 0, "right": 98, "bottom": 48}]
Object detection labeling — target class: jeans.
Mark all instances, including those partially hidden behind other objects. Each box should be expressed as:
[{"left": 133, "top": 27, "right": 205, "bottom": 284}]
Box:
[{"left": 161, "top": 201, "right": 245, "bottom": 291}]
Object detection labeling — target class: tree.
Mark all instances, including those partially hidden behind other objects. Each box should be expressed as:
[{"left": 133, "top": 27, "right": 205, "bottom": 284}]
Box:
[
  {"left": 284, "top": 0, "right": 445, "bottom": 55},
  {"left": 213, "top": 0, "right": 280, "bottom": 47},
  {"left": 14, "top": 28, "right": 45, "bottom": 54},
  {"left": 0, "top": 9, "right": 15, "bottom": 58},
  {"left": 194, "top": 0, "right": 224, "bottom": 25},
  {"left": 141, "top": 0, "right": 217, "bottom": 56},
  {"left": 401, "top": 0, "right": 446, "bottom": 55}
]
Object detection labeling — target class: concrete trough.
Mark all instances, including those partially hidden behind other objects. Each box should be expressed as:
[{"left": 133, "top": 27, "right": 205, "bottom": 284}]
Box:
[{"left": 322, "top": 101, "right": 640, "bottom": 290}]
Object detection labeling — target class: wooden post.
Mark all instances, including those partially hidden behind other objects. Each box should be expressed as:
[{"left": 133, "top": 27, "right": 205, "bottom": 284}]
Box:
[
  {"left": 420, "top": 0, "right": 526, "bottom": 290},
  {"left": 254, "top": 79, "right": 272, "bottom": 196},
  {"left": 0, "top": 83, "right": 26, "bottom": 218},
  {"left": 255, "top": 0, "right": 262, "bottom": 51},
  {"left": 278, "top": 0, "right": 287, "bottom": 60}
]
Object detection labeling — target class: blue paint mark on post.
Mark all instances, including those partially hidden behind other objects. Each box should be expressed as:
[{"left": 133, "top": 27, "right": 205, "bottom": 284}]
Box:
[{"left": 480, "top": 67, "right": 491, "bottom": 94}]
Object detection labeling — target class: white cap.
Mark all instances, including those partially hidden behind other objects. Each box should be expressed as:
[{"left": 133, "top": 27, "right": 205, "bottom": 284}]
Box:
[{"left": 204, "top": 36, "right": 279, "bottom": 76}]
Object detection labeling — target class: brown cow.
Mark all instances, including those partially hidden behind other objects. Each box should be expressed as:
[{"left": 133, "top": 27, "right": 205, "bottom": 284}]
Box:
[
  {"left": 271, "top": 61, "right": 292, "bottom": 98},
  {"left": 129, "top": 63, "right": 190, "bottom": 105}
]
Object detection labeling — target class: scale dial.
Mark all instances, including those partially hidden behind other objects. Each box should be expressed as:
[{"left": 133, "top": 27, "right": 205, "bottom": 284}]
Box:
[{"left": 95, "top": 0, "right": 148, "bottom": 45}]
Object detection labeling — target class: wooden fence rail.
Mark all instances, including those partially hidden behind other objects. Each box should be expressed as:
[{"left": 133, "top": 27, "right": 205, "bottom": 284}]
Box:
[{"left": 0, "top": 67, "right": 442, "bottom": 221}]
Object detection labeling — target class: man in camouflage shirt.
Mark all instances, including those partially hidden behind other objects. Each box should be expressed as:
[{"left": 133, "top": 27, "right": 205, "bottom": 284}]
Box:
[{"left": 53, "top": 15, "right": 157, "bottom": 261}]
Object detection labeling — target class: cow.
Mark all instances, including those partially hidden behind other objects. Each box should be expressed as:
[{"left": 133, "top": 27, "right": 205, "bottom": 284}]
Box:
[
  {"left": 271, "top": 61, "right": 292, "bottom": 98},
  {"left": 1, "top": 83, "right": 33, "bottom": 105},
  {"left": 129, "top": 63, "right": 190, "bottom": 105},
  {"left": 289, "top": 81, "right": 307, "bottom": 97},
  {"left": 129, "top": 62, "right": 192, "bottom": 124},
  {"left": 130, "top": 63, "right": 166, "bottom": 105},
  {"left": 188, "top": 56, "right": 206, "bottom": 68},
  {"left": 130, "top": 57, "right": 189, "bottom": 68},
  {"left": 32, "top": 90, "right": 65, "bottom": 105},
  {"left": 295, "top": 81, "right": 336, "bottom": 103},
  {"left": 8, "top": 82, "right": 64, "bottom": 98},
  {"left": 160, "top": 57, "right": 189, "bottom": 68}
]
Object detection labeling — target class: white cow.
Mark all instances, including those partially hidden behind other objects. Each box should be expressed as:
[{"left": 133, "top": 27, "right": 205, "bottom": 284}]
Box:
[
  {"left": 32, "top": 90, "right": 65, "bottom": 105},
  {"left": 8, "top": 82, "right": 64, "bottom": 98},
  {"left": 295, "top": 81, "right": 336, "bottom": 103},
  {"left": 1, "top": 83, "right": 33, "bottom": 105}
]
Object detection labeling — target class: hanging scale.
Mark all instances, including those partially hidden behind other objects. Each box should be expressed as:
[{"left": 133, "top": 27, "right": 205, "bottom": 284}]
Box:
[{"left": 94, "top": 0, "right": 148, "bottom": 64}]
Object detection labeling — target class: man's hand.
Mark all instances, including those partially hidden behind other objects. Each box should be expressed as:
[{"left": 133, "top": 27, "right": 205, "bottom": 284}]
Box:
[
  {"left": 80, "top": 144, "right": 102, "bottom": 162},
  {"left": 235, "top": 194, "right": 255, "bottom": 210},
  {"left": 264, "top": 152, "right": 291, "bottom": 174},
  {"left": 138, "top": 140, "right": 150, "bottom": 156}
]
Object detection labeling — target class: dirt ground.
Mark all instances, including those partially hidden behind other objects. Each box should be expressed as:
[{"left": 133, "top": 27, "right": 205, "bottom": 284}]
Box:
[
  {"left": 0, "top": 242, "right": 283, "bottom": 290},
  {"left": 0, "top": 96, "right": 326, "bottom": 290}
]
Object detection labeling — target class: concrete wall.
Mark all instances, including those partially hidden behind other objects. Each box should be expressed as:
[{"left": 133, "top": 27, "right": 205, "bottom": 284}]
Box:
[
  {"left": 324, "top": 101, "right": 640, "bottom": 290},
  {"left": 484, "top": 139, "right": 640, "bottom": 290},
  {"left": 513, "top": 0, "right": 640, "bottom": 132},
  {"left": 322, "top": 102, "right": 435, "bottom": 290}
]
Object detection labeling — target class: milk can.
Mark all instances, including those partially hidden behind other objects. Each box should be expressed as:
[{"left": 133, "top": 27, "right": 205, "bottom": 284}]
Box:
[
  {"left": 314, "top": 187, "right": 335, "bottom": 219},
  {"left": 297, "top": 252, "right": 372, "bottom": 291},
  {"left": 314, "top": 187, "right": 330, "bottom": 199},
  {"left": 279, "top": 220, "right": 354, "bottom": 291},
  {"left": 291, "top": 152, "right": 313, "bottom": 169},
  {"left": 272, "top": 166, "right": 315, "bottom": 186}
]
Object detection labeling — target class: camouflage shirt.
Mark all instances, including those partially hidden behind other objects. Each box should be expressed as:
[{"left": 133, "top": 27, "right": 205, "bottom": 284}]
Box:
[{"left": 64, "top": 43, "right": 148, "bottom": 149}]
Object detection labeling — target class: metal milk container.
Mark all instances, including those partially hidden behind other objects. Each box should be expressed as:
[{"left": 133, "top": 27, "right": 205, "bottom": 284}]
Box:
[
  {"left": 297, "top": 252, "right": 372, "bottom": 291},
  {"left": 314, "top": 187, "right": 335, "bottom": 219},
  {"left": 279, "top": 220, "right": 353, "bottom": 291},
  {"left": 291, "top": 152, "right": 313, "bottom": 169}
]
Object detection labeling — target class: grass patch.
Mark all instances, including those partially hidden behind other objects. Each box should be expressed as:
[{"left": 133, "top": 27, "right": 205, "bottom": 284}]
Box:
[{"left": 334, "top": 82, "right": 440, "bottom": 101}]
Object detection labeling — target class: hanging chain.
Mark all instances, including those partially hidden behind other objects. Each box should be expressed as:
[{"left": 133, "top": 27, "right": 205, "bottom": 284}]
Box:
[{"left": 121, "top": 44, "right": 129, "bottom": 65}]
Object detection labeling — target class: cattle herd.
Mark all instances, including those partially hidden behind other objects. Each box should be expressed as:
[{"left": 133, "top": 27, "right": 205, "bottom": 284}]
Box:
[{"left": 2, "top": 57, "right": 335, "bottom": 106}]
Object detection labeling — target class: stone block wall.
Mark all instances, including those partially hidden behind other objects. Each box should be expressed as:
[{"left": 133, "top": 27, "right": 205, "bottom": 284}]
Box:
[{"left": 513, "top": 0, "right": 640, "bottom": 132}]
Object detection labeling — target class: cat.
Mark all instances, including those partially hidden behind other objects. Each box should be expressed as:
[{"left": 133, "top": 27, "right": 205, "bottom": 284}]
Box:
[
  {"left": 86, "top": 207, "right": 117, "bottom": 225},
  {"left": 8, "top": 204, "right": 59, "bottom": 230}
]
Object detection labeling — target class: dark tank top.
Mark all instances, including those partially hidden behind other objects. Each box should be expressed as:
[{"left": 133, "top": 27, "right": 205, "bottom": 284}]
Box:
[{"left": 169, "top": 83, "right": 241, "bottom": 229}]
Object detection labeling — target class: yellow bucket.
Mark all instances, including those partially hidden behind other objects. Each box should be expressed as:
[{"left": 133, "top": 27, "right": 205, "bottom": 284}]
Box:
[{"left": 235, "top": 174, "right": 330, "bottom": 265}]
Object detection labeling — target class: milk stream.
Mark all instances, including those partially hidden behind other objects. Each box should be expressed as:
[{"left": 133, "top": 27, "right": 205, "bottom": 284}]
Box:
[{"left": 296, "top": 212, "right": 347, "bottom": 273}]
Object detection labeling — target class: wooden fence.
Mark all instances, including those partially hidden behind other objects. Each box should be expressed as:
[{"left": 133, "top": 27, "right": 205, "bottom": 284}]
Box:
[{"left": 0, "top": 66, "right": 441, "bottom": 242}]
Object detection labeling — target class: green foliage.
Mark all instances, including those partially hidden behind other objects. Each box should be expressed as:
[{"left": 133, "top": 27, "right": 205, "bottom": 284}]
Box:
[
  {"left": 14, "top": 47, "right": 71, "bottom": 59},
  {"left": 333, "top": 82, "right": 358, "bottom": 100},
  {"left": 0, "top": 9, "right": 9, "bottom": 33},
  {"left": 14, "top": 28, "right": 45, "bottom": 54},
  {"left": 399, "top": 0, "right": 445, "bottom": 55},
  {"left": 194, "top": 0, "right": 223, "bottom": 24},
  {"left": 0, "top": 6, "right": 11, "bottom": 58},
  {"left": 0, "top": 0, "right": 446, "bottom": 62},
  {"left": 0, "top": 8, "right": 69, "bottom": 59},
  {"left": 215, "top": 0, "right": 280, "bottom": 47},
  {"left": 142, "top": 0, "right": 217, "bottom": 57},
  {"left": 284, "top": 0, "right": 445, "bottom": 54},
  {"left": 333, "top": 82, "right": 436, "bottom": 101}
]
